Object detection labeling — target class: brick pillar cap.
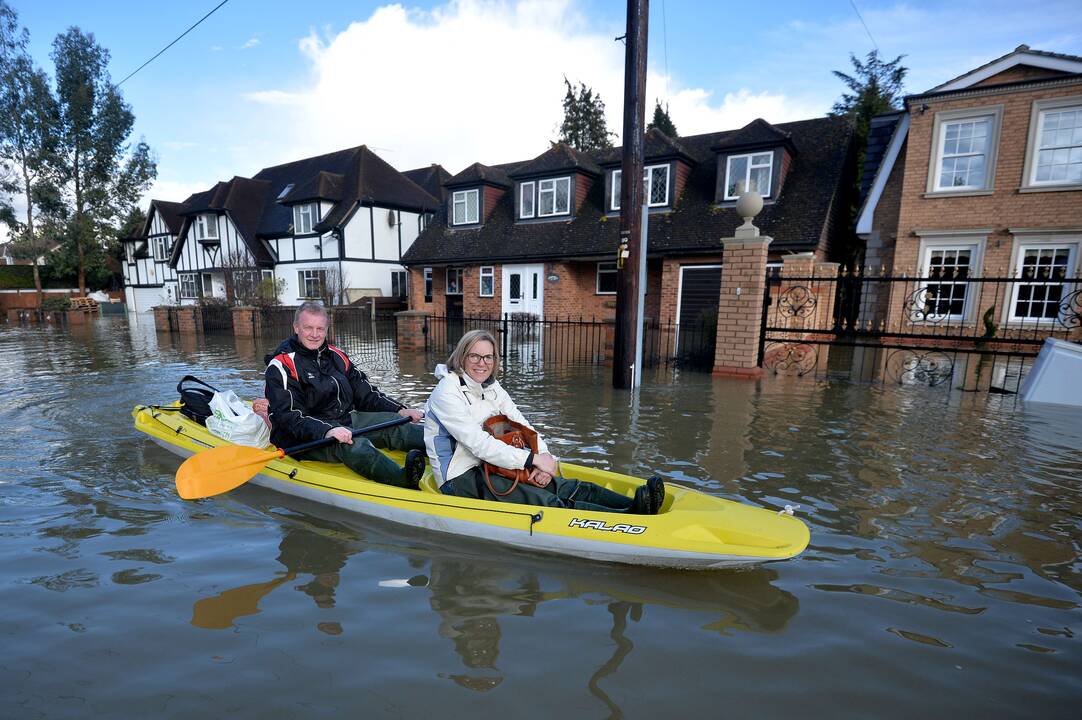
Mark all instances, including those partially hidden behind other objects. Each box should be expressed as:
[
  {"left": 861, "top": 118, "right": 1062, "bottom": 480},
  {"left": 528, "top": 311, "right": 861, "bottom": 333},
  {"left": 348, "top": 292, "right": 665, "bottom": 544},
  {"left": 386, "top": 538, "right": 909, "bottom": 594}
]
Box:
[
  {"left": 721, "top": 235, "right": 773, "bottom": 248},
  {"left": 784, "top": 252, "right": 816, "bottom": 260}
]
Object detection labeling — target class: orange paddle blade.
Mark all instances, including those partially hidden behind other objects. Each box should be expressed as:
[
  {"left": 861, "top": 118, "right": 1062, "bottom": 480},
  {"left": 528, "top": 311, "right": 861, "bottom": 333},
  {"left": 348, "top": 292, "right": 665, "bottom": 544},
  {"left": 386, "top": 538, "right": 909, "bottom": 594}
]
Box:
[{"left": 175, "top": 444, "right": 283, "bottom": 500}]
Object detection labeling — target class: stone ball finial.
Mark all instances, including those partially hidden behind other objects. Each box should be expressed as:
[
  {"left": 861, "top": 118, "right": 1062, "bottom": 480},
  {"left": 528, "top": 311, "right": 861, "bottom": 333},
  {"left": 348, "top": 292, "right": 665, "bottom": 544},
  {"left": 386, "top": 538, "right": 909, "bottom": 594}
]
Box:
[{"left": 736, "top": 190, "right": 763, "bottom": 226}]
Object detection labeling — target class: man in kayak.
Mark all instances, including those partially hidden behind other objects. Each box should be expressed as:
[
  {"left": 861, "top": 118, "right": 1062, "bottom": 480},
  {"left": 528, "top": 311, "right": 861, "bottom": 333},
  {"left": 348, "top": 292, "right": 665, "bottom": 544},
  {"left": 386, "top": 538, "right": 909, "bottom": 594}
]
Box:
[{"left": 264, "top": 301, "right": 427, "bottom": 489}]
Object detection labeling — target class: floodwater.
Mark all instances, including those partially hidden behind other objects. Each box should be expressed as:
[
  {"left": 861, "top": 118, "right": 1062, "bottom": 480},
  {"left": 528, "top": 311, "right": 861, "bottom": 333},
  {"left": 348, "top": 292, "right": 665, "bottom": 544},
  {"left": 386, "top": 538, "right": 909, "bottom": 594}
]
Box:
[{"left": 1, "top": 316, "right": 1080, "bottom": 718}]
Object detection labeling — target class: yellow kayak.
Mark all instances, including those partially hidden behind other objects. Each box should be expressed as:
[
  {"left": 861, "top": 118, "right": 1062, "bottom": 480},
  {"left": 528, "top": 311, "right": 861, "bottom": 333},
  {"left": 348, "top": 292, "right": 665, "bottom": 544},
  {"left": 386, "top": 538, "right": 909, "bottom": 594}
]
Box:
[{"left": 133, "top": 404, "right": 810, "bottom": 570}]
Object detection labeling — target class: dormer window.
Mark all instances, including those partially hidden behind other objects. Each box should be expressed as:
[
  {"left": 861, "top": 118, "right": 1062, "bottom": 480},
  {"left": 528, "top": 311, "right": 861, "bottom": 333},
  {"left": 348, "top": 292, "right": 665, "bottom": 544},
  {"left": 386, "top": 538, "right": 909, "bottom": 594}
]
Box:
[
  {"left": 611, "top": 164, "right": 670, "bottom": 210},
  {"left": 725, "top": 152, "right": 774, "bottom": 200},
  {"left": 538, "top": 177, "right": 570, "bottom": 217},
  {"left": 195, "top": 213, "right": 218, "bottom": 241},
  {"left": 452, "top": 189, "right": 479, "bottom": 225},
  {"left": 519, "top": 181, "right": 535, "bottom": 219},
  {"left": 293, "top": 203, "right": 316, "bottom": 234}
]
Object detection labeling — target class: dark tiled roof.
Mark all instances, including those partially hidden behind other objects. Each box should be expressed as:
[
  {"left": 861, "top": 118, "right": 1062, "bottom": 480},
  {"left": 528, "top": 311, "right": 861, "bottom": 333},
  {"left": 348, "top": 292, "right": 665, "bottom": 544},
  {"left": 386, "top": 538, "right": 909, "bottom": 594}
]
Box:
[
  {"left": 445, "top": 162, "right": 512, "bottom": 188},
  {"left": 507, "top": 142, "right": 602, "bottom": 179},
  {"left": 149, "top": 200, "right": 185, "bottom": 235},
  {"left": 711, "top": 118, "right": 793, "bottom": 152},
  {"left": 403, "top": 164, "right": 451, "bottom": 202},
  {"left": 860, "top": 111, "right": 904, "bottom": 203},
  {"left": 403, "top": 115, "right": 855, "bottom": 266},
  {"left": 280, "top": 171, "right": 345, "bottom": 204},
  {"left": 161, "top": 144, "right": 439, "bottom": 268},
  {"left": 598, "top": 128, "right": 695, "bottom": 166}
]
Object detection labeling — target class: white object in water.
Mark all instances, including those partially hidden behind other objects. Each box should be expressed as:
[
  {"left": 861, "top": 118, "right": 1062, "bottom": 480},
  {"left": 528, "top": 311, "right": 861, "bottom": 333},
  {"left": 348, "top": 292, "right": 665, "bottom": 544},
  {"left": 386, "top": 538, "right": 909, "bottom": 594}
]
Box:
[{"left": 1019, "top": 338, "right": 1082, "bottom": 407}]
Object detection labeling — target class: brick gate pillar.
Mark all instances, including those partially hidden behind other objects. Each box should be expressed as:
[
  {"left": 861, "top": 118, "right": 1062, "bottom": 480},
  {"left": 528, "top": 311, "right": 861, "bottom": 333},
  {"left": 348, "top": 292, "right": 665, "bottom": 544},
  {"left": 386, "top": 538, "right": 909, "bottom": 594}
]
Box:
[
  {"left": 712, "top": 193, "right": 772, "bottom": 378},
  {"left": 395, "top": 310, "right": 430, "bottom": 352},
  {"left": 152, "top": 306, "right": 170, "bottom": 332},
  {"left": 176, "top": 305, "right": 203, "bottom": 334}
]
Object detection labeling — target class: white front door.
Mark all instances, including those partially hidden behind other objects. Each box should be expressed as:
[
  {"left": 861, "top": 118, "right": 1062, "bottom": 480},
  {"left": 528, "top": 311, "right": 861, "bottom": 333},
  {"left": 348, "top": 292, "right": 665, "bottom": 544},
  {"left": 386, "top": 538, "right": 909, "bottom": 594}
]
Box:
[{"left": 502, "top": 264, "right": 544, "bottom": 317}]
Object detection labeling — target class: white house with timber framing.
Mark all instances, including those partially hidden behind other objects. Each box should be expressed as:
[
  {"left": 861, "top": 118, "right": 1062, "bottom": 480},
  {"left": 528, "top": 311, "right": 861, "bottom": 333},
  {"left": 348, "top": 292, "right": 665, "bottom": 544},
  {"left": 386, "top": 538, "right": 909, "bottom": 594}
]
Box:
[
  {"left": 122, "top": 145, "right": 441, "bottom": 310},
  {"left": 121, "top": 199, "right": 184, "bottom": 312}
]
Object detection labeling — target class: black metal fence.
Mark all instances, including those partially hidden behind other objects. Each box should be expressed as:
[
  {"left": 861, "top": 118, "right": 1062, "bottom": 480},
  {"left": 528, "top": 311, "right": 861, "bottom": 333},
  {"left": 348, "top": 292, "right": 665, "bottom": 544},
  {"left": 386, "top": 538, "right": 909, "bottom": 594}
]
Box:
[
  {"left": 761, "top": 268, "right": 1082, "bottom": 393},
  {"left": 201, "top": 303, "right": 234, "bottom": 332}
]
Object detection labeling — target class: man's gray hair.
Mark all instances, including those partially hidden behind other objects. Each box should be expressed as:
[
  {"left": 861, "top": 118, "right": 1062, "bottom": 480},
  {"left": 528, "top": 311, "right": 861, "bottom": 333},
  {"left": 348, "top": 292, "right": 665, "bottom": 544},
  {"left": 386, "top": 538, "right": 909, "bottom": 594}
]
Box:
[{"left": 293, "top": 300, "right": 329, "bottom": 325}]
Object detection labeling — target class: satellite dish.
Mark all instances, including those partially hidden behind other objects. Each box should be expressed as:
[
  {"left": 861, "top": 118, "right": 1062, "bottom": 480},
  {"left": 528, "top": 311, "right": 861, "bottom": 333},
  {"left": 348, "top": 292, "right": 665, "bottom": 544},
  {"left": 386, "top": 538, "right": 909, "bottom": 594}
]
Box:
[{"left": 387, "top": 209, "right": 397, "bottom": 227}]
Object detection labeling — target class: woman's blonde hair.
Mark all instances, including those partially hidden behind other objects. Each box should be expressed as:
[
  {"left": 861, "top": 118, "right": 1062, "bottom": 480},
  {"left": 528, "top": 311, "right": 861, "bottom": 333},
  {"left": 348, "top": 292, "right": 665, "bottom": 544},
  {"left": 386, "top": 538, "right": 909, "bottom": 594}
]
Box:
[{"left": 446, "top": 329, "right": 500, "bottom": 377}]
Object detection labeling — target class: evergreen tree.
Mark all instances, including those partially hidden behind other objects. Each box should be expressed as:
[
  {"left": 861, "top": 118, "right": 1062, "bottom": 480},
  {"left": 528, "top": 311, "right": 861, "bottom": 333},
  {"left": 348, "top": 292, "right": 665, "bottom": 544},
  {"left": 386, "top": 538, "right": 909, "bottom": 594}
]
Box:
[
  {"left": 830, "top": 50, "right": 907, "bottom": 188},
  {"left": 0, "top": 0, "right": 61, "bottom": 305},
  {"left": 647, "top": 100, "right": 678, "bottom": 137},
  {"left": 830, "top": 50, "right": 907, "bottom": 245},
  {"left": 50, "top": 27, "right": 156, "bottom": 295},
  {"left": 558, "top": 77, "right": 613, "bottom": 152}
]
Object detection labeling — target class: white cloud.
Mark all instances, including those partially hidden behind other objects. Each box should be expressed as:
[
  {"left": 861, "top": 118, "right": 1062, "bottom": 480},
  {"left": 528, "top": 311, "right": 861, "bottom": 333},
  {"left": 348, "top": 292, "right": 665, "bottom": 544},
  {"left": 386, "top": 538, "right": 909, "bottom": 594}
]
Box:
[
  {"left": 242, "top": 0, "right": 820, "bottom": 173},
  {"left": 162, "top": 140, "right": 199, "bottom": 152},
  {"left": 241, "top": 37, "right": 261, "bottom": 49},
  {"left": 210, "top": 45, "right": 223, "bottom": 52}
]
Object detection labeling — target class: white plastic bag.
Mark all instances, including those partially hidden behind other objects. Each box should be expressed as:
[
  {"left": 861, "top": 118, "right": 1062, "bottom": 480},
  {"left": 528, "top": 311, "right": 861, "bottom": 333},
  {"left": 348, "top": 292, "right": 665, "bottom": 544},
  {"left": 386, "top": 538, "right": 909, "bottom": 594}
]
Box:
[{"left": 205, "top": 390, "right": 271, "bottom": 448}]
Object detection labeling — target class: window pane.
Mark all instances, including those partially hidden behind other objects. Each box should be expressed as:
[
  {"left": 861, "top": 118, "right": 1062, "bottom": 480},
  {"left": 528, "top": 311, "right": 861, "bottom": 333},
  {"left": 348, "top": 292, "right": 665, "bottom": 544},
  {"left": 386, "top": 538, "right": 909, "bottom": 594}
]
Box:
[
  {"left": 539, "top": 181, "right": 555, "bottom": 215},
  {"left": 612, "top": 170, "right": 621, "bottom": 209},
  {"left": 649, "top": 166, "right": 668, "bottom": 204},
  {"left": 466, "top": 191, "right": 478, "bottom": 223},
  {"left": 727, "top": 156, "right": 748, "bottom": 197},
  {"left": 555, "top": 178, "right": 570, "bottom": 213},
  {"left": 521, "top": 183, "right": 534, "bottom": 217},
  {"left": 750, "top": 166, "right": 770, "bottom": 195},
  {"left": 509, "top": 273, "right": 521, "bottom": 299}
]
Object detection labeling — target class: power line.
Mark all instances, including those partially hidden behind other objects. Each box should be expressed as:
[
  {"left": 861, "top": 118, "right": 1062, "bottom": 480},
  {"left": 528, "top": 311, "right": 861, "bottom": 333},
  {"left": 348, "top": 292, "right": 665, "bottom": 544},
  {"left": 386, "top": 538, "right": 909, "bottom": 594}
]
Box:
[
  {"left": 848, "top": 0, "right": 879, "bottom": 52},
  {"left": 118, "top": 0, "right": 231, "bottom": 87}
]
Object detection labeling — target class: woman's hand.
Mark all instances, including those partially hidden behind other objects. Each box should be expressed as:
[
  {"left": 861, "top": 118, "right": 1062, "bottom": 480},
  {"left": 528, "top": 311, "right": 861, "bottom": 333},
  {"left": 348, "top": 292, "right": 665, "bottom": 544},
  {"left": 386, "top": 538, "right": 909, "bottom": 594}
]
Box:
[
  {"left": 527, "top": 469, "right": 553, "bottom": 488},
  {"left": 531, "top": 452, "right": 558, "bottom": 476}
]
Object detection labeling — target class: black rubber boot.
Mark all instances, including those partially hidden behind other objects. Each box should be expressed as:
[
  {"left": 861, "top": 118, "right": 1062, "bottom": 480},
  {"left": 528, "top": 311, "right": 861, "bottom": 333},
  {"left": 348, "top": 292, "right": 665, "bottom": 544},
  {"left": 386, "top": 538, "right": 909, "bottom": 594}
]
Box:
[
  {"left": 646, "top": 475, "right": 666, "bottom": 514},
  {"left": 404, "top": 449, "right": 426, "bottom": 490}
]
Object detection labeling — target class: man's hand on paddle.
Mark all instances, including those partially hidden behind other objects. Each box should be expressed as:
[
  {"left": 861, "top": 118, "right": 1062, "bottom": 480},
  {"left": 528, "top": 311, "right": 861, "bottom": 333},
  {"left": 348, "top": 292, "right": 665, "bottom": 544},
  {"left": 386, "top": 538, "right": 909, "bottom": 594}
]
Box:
[
  {"left": 326, "top": 426, "right": 354, "bottom": 444},
  {"left": 398, "top": 408, "right": 425, "bottom": 423}
]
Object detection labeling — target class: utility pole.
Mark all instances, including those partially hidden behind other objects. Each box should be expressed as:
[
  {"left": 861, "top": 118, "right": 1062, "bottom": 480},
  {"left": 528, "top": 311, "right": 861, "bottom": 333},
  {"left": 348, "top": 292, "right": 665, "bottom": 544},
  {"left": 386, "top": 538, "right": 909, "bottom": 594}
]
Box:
[{"left": 612, "top": 0, "right": 649, "bottom": 389}]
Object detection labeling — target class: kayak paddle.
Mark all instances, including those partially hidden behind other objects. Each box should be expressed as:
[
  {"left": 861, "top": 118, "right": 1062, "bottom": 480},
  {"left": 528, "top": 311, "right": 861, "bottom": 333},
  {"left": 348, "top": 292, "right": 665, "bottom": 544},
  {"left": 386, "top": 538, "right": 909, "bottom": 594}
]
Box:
[{"left": 175, "top": 415, "right": 412, "bottom": 500}]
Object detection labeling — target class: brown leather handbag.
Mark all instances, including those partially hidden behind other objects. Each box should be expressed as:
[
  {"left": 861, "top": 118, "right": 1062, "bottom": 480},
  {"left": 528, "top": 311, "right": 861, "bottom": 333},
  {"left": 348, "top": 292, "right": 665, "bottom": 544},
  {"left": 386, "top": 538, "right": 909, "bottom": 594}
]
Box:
[{"left": 481, "top": 414, "right": 546, "bottom": 497}]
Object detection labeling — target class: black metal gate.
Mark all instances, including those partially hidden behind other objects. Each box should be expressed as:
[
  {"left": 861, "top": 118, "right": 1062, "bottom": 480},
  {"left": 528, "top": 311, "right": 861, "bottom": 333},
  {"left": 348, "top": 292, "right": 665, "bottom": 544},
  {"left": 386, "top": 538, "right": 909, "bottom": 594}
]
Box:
[{"left": 760, "top": 268, "right": 1082, "bottom": 393}]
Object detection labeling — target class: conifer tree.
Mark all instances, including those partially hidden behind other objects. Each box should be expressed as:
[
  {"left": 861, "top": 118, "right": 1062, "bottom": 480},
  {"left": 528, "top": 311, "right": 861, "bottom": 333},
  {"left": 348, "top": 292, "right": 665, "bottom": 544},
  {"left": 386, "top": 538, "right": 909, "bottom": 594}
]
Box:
[
  {"left": 647, "top": 100, "right": 678, "bottom": 137},
  {"left": 558, "top": 77, "right": 614, "bottom": 152}
]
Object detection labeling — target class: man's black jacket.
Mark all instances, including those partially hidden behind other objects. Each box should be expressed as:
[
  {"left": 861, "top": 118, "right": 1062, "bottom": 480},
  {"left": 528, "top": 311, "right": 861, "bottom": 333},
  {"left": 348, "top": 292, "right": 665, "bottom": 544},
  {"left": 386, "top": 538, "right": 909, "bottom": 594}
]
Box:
[{"left": 264, "top": 335, "right": 404, "bottom": 448}]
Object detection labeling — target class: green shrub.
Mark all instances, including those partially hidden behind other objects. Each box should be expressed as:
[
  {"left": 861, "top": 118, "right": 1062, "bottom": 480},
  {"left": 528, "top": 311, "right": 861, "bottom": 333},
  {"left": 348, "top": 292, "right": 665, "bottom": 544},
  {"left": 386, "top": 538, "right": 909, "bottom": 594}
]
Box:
[{"left": 41, "top": 296, "right": 71, "bottom": 311}]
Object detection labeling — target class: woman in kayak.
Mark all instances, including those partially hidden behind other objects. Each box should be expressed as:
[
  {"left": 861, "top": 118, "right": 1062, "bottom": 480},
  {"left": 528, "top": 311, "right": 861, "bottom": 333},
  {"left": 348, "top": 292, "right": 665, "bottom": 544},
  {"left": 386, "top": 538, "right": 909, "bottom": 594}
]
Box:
[{"left": 424, "top": 329, "right": 664, "bottom": 514}]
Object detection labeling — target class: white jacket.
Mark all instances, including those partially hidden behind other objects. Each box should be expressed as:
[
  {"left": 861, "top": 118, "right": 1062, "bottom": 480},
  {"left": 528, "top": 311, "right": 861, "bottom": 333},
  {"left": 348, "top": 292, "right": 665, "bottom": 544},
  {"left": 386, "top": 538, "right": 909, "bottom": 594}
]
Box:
[{"left": 424, "top": 365, "right": 549, "bottom": 485}]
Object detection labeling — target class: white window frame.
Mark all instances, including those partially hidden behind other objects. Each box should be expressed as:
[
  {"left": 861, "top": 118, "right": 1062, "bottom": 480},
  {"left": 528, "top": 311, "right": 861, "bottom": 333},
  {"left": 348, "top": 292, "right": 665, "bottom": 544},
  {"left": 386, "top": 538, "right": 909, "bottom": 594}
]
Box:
[
  {"left": 538, "top": 177, "right": 571, "bottom": 217},
  {"left": 913, "top": 233, "right": 987, "bottom": 323},
  {"left": 451, "top": 189, "right": 479, "bottom": 225},
  {"left": 152, "top": 237, "right": 169, "bottom": 261},
  {"left": 519, "top": 181, "right": 535, "bottom": 219},
  {"left": 194, "top": 213, "right": 218, "bottom": 241},
  {"left": 298, "top": 269, "right": 326, "bottom": 299},
  {"left": 446, "top": 268, "right": 464, "bottom": 295},
  {"left": 179, "top": 273, "right": 199, "bottom": 299},
  {"left": 479, "top": 266, "right": 495, "bottom": 297},
  {"left": 391, "top": 270, "right": 408, "bottom": 298},
  {"left": 1005, "top": 236, "right": 1080, "bottom": 325},
  {"left": 1023, "top": 96, "right": 1082, "bottom": 189},
  {"left": 926, "top": 106, "right": 1003, "bottom": 195},
  {"left": 612, "top": 164, "right": 671, "bottom": 210},
  {"left": 423, "top": 267, "right": 433, "bottom": 301},
  {"left": 293, "top": 203, "right": 316, "bottom": 235},
  {"left": 201, "top": 273, "right": 214, "bottom": 296},
  {"left": 724, "top": 152, "right": 774, "bottom": 200},
  {"left": 596, "top": 262, "right": 617, "bottom": 295}
]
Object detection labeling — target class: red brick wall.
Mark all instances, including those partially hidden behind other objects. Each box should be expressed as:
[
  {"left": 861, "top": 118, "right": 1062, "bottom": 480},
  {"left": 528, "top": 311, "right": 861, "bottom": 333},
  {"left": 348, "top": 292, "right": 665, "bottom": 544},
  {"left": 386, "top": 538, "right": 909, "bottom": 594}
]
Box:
[
  {"left": 868, "top": 142, "right": 907, "bottom": 272},
  {"left": 483, "top": 185, "right": 507, "bottom": 223},
  {"left": 972, "top": 65, "right": 1073, "bottom": 88},
  {"left": 775, "top": 149, "right": 794, "bottom": 197},
  {"left": 462, "top": 265, "right": 502, "bottom": 316},
  {"left": 895, "top": 82, "right": 1082, "bottom": 277},
  {"left": 574, "top": 173, "right": 594, "bottom": 213},
  {"left": 408, "top": 267, "right": 447, "bottom": 314},
  {"left": 672, "top": 161, "right": 692, "bottom": 205}
]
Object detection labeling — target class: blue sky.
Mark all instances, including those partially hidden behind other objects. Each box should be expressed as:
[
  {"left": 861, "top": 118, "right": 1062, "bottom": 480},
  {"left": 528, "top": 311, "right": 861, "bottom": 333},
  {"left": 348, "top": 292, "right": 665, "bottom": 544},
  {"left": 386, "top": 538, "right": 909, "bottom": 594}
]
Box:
[{"left": 4, "top": 0, "right": 1082, "bottom": 227}]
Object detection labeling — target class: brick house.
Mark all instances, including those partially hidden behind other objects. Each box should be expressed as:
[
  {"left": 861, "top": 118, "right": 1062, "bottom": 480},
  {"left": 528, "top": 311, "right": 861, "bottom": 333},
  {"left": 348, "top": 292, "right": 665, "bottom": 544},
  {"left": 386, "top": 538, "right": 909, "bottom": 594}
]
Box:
[
  {"left": 401, "top": 116, "right": 856, "bottom": 340},
  {"left": 857, "top": 45, "right": 1082, "bottom": 335}
]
